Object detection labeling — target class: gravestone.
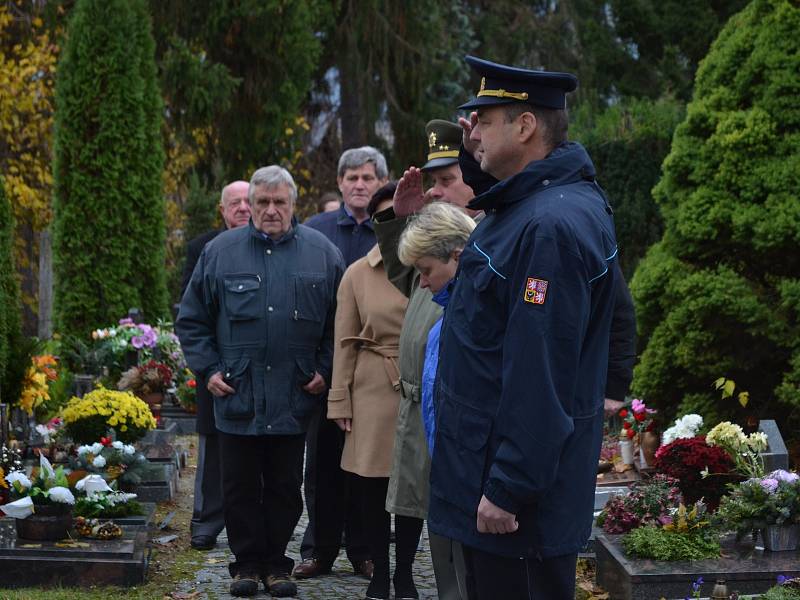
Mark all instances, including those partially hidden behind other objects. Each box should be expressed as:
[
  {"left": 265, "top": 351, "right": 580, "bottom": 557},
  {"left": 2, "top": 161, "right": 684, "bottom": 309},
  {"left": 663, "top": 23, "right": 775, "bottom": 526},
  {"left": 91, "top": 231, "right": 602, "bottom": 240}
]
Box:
[
  {"left": 759, "top": 419, "right": 789, "bottom": 472},
  {"left": 111, "top": 502, "right": 156, "bottom": 529},
  {"left": 131, "top": 462, "right": 177, "bottom": 503},
  {"left": 595, "top": 532, "right": 800, "bottom": 600},
  {"left": 0, "top": 520, "right": 149, "bottom": 588},
  {"left": 138, "top": 419, "right": 178, "bottom": 446},
  {"left": 160, "top": 404, "right": 197, "bottom": 435}
]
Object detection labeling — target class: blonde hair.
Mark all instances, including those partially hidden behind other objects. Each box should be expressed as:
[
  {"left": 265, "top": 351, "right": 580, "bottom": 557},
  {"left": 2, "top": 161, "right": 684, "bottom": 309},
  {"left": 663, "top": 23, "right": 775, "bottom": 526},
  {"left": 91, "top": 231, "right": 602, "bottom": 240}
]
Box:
[{"left": 398, "top": 202, "right": 475, "bottom": 266}]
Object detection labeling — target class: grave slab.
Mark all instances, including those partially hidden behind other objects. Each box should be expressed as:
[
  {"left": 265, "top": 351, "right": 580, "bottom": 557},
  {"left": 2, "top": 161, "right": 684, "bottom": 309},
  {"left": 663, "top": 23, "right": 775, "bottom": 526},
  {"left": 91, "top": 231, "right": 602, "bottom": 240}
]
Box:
[
  {"left": 0, "top": 519, "right": 149, "bottom": 588},
  {"left": 109, "top": 502, "right": 156, "bottom": 528},
  {"left": 130, "top": 463, "right": 177, "bottom": 503},
  {"left": 595, "top": 532, "right": 800, "bottom": 600},
  {"left": 160, "top": 406, "right": 197, "bottom": 435}
]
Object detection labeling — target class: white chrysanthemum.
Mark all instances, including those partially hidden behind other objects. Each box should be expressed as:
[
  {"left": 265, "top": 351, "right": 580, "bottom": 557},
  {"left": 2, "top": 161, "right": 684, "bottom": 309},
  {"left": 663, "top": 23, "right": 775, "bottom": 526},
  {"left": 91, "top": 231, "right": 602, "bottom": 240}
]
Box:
[
  {"left": 92, "top": 455, "right": 107, "bottom": 468},
  {"left": 5, "top": 471, "right": 32, "bottom": 489},
  {"left": 48, "top": 486, "right": 75, "bottom": 505},
  {"left": 106, "top": 492, "right": 137, "bottom": 506},
  {"left": 77, "top": 445, "right": 91, "bottom": 456},
  {"left": 123, "top": 445, "right": 136, "bottom": 456},
  {"left": 90, "top": 442, "right": 104, "bottom": 455},
  {"left": 112, "top": 441, "right": 124, "bottom": 450},
  {"left": 747, "top": 432, "right": 769, "bottom": 452}
]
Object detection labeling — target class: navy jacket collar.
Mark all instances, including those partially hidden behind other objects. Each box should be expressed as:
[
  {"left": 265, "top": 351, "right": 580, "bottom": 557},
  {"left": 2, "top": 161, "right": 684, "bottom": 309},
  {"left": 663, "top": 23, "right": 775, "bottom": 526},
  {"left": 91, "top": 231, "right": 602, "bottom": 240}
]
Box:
[
  {"left": 469, "top": 142, "right": 596, "bottom": 212},
  {"left": 336, "top": 204, "right": 374, "bottom": 230},
  {"left": 248, "top": 216, "right": 300, "bottom": 244}
]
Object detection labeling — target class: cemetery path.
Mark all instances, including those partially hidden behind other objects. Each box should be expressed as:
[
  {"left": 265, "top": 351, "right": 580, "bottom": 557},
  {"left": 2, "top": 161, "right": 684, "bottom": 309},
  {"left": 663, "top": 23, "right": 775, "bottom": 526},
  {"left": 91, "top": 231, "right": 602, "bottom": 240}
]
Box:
[{"left": 168, "top": 434, "right": 441, "bottom": 600}]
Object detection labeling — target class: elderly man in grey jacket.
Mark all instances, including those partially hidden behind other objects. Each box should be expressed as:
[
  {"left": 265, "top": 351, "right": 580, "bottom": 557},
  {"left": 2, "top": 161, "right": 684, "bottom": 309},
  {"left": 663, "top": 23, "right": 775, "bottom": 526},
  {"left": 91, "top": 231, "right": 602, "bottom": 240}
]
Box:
[{"left": 177, "top": 165, "right": 344, "bottom": 598}]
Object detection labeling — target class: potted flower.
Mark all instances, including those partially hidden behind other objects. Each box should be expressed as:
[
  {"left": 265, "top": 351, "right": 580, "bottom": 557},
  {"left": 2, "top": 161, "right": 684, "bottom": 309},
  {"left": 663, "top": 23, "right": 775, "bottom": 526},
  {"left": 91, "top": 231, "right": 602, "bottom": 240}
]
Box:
[
  {"left": 618, "top": 398, "right": 658, "bottom": 467},
  {"left": 705, "top": 420, "right": 768, "bottom": 479},
  {"left": 73, "top": 474, "right": 143, "bottom": 519},
  {"left": 117, "top": 359, "right": 173, "bottom": 424},
  {"left": 714, "top": 469, "right": 800, "bottom": 551},
  {"left": 654, "top": 435, "right": 740, "bottom": 511},
  {"left": 0, "top": 455, "right": 76, "bottom": 540},
  {"left": 596, "top": 474, "right": 682, "bottom": 534},
  {"left": 176, "top": 376, "right": 197, "bottom": 414},
  {"left": 60, "top": 386, "right": 157, "bottom": 444},
  {"left": 69, "top": 438, "right": 157, "bottom": 487}
]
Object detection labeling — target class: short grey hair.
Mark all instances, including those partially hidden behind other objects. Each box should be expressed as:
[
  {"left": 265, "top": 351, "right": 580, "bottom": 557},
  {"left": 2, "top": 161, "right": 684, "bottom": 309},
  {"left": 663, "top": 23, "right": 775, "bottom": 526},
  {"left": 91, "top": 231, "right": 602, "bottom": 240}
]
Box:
[
  {"left": 398, "top": 202, "right": 475, "bottom": 266},
  {"left": 337, "top": 146, "right": 388, "bottom": 179},
  {"left": 249, "top": 166, "right": 298, "bottom": 203}
]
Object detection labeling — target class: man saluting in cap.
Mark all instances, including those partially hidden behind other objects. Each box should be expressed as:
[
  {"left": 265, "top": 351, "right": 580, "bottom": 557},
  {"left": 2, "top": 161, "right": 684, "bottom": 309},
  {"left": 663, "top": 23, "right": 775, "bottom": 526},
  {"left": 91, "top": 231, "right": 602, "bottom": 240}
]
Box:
[{"left": 427, "top": 57, "right": 619, "bottom": 599}]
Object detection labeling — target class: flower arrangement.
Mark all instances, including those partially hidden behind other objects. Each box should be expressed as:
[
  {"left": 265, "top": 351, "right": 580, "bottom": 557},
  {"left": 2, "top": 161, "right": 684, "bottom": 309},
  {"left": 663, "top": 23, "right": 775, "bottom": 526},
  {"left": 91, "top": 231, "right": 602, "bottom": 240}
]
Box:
[
  {"left": 714, "top": 470, "right": 800, "bottom": 539},
  {"left": 622, "top": 501, "right": 720, "bottom": 561},
  {"left": 596, "top": 474, "right": 682, "bottom": 534},
  {"left": 654, "top": 435, "right": 740, "bottom": 510},
  {"left": 61, "top": 386, "right": 157, "bottom": 444},
  {"left": 72, "top": 474, "right": 143, "bottom": 519},
  {"left": 618, "top": 398, "right": 657, "bottom": 440},
  {"left": 176, "top": 374, "right": 197, "bottom": 412},
  {"left": 661, "top": 413, "right": 703, "bottom": 446},
  {"left": 0, "top": 445, "right": 24, "bottom": 506},
  {"left": 706, "top": 421, "right": 768, "bottom": 479},
  {"left": 117, "top": 359, "right": 173, "bottom": 396},
  {"left": 92, "top": 318, "right": 186, "bottom": 382},
  {"left": 0, "top": 455, "right": 75, "bottom": 519},
  {"left": 69, "top": 438, "right": 155, "bottom": 486},
  {"left": 17, "top": 354, "right": 59, "bottom": 416}
]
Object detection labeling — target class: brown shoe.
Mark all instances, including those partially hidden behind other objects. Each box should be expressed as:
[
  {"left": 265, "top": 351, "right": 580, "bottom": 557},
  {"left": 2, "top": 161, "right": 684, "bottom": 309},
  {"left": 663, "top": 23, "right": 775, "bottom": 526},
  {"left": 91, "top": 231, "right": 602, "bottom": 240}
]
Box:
[
  {"left": 352, "top": 559, "right": 374, "bottom": 580},
  {"left": 292, "top": 558, "right": 332, "bottom": 579}
]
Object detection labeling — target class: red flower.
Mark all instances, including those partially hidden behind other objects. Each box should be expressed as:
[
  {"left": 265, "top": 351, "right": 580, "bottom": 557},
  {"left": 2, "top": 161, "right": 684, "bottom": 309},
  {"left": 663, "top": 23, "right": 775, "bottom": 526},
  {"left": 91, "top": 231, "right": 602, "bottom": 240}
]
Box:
[
  {"left": 187, "top": 379, "right": 196, "bottom": 389},
  {"left": 619, "top": 408, "right": 628, "bottom": 418},
  {"left": 623, "top": 421, "right": 632, "bottom": 429},
  {"left": 635, "top": 412, "right": 646, "bottom": 422},
  {"left": 626, "top": 428, "right": 636, "bottom": 439},
  {"left": 100, "top": 436, "right": 112, "bottom": 447}
]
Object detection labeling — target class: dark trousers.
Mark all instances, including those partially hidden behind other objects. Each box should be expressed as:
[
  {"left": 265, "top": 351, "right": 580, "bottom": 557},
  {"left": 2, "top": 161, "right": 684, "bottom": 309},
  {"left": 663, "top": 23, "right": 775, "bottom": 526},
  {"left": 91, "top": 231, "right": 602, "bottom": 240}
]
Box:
[
  {"left": 358, "top": 475, "right": 423, "bottom": 581},
  {"left": 301, "top": 404, "right": 369, "bottom": 564},
  {"left": 454, "top": 542, "right": 577, "bottom": 600},
  {"left": 219, "top": 432, "right": 305, "bottom": 577},
  {"left": 190, "top": 433, "right": 225, "bottom": 539}
]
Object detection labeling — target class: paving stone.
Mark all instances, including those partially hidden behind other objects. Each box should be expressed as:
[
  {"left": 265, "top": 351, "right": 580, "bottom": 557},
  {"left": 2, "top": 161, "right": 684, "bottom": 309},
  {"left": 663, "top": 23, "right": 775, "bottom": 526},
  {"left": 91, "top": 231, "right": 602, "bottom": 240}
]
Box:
[{"left": 174, "top": 477, "right": 440, "bottom": 599}]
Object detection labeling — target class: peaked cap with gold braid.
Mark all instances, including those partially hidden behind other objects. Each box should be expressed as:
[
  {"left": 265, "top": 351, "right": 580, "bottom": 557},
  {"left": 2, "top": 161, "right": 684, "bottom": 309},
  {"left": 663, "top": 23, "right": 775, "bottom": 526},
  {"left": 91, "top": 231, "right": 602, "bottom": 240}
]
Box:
[{"left": 458, "top": 55, "right": 578, "bottom": 110}]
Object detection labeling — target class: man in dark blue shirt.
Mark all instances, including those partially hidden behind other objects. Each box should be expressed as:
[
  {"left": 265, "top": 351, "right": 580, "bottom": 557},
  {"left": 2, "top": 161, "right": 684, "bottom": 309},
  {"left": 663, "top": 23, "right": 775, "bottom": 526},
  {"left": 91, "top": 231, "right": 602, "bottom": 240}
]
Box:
[
  {"left": 295, "top": 146, "right": 389, "bottom": 579},
  {"left": 428, "top": 57, "right": 619, "bottom": 599}
]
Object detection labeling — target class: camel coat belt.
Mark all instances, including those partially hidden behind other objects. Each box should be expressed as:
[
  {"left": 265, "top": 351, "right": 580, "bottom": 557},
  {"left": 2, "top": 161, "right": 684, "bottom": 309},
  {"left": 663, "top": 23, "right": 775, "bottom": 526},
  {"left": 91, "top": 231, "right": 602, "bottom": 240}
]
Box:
[{"left": 328, "top": 244, "right": 408, "bottom": 478}]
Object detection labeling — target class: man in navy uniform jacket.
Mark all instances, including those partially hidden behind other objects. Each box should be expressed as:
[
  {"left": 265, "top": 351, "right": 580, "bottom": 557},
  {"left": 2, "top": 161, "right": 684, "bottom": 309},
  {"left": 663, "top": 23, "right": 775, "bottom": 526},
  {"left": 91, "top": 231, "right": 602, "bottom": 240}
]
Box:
[{"left": 427, "top": 56, "right": 619, "bottom": 599}]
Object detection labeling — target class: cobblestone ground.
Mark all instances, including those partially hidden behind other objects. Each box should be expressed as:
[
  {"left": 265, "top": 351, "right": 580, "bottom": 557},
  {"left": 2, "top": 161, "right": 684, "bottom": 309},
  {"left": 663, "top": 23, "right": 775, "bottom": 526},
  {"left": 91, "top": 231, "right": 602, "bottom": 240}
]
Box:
[{"left": 174, "top": 466, "right": 439, "bottom": 599}]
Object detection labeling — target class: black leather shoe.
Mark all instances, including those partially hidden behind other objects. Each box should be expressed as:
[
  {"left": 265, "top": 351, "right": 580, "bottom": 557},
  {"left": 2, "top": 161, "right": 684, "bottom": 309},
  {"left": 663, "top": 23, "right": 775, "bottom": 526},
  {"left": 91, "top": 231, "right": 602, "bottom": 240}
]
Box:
[
  {"left": 190, "top": 535, "right": 217, "bottom": 550},
  {"left": 264, "top": 573, "right": 298, "bottom": 597}
]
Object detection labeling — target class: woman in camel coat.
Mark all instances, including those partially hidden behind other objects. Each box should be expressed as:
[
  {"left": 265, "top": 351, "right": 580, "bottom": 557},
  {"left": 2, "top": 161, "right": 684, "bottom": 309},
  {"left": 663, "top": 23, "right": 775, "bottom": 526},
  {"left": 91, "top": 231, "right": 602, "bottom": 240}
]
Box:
[{"left": 328, "top": 183, "right": 422, "bottom": 600}]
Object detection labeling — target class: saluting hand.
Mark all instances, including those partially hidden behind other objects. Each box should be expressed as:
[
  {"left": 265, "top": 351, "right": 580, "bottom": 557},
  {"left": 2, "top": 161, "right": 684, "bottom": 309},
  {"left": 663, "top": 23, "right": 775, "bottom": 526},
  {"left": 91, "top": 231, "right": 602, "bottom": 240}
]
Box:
[
  {"left": 458, "top": 111, "right": 481, "bottom": 162},
  {"left": 208, "top": 371, "right": 235, "bottom": 397},
  {"left": 393, "top": 167, "right": 426, "bottom": 217},
  {"left": 477, "top": 495, "right": 519, "bottom": 535}
]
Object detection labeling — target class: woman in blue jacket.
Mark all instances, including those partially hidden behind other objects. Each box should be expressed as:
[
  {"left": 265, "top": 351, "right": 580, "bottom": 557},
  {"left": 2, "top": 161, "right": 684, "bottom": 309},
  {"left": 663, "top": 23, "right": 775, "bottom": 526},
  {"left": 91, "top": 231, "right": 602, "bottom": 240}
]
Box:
[{"left": 397, "top": 203, "right": 476, "bottom": 456}]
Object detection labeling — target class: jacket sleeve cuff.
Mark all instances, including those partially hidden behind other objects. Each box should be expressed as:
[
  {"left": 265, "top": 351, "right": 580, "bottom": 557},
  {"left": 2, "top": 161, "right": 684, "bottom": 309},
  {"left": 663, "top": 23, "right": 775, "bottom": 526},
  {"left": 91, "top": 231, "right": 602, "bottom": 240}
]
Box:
[
  {"left": 327, "top": 387, "right": 352, "bottom": 419},
  {"left": 604, "top": 374, "right": 631, "bottom": 402},
  {"left": 483, "top": 478, "right": 521, "bottom": 515}
]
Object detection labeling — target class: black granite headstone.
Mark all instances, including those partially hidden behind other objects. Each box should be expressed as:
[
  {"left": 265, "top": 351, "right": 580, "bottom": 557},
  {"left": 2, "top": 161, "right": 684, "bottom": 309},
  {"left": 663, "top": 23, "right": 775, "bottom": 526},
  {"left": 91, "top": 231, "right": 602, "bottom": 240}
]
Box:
[{"left": 595, "top": 533, "right": 800, "bottom": 600}]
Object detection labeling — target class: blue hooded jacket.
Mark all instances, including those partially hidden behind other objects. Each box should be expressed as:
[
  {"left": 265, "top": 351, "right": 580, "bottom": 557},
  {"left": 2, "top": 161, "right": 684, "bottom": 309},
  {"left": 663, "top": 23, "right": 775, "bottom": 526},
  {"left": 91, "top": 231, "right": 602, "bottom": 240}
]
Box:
[
  {"left": 421, "top": 283, "right": 451, "bottom": 456},
  {"left": 427, "top": 142, "right": 618, "bottom": 559}
]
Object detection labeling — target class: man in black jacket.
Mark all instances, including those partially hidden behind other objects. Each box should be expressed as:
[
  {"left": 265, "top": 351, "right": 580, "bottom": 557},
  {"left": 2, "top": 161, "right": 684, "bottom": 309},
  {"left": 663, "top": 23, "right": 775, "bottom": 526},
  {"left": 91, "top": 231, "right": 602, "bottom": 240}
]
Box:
[{"left": 180, "top": 180, "right": 250, "bottom": 551}]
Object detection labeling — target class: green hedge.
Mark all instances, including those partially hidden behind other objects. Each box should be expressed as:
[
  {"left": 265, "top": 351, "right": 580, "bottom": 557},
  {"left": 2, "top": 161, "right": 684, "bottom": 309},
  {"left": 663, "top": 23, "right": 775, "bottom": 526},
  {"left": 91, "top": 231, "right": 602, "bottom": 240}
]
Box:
[
  {"left": 53, "top": 0, "right": 167, "bottom": 340},
  {"left": 631, "top": 0, "right": 800, "bottom": 427},
  {"left": 0, "top": 176, "right": 22, "bottom": 400}
]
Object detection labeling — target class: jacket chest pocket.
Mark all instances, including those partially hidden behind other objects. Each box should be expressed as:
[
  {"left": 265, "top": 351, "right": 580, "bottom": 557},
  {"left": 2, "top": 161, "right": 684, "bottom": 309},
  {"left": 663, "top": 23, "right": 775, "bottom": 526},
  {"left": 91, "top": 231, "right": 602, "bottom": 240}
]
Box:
[
  {"left": 292, "top": 273, "right": 327, "bottom": 323},
  {"left": 223, "top": 275, "right": 262, "bottom": 321},
  {"left": 457, "top": 260, "right": 504, "bottom": 341}
]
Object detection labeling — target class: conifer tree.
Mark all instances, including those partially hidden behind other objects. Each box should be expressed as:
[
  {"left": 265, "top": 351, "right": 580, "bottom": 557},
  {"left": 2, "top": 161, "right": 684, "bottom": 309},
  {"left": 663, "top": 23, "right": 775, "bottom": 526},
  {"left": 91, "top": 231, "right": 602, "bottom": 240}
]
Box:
[
  {"left": 630, "top": 0, "right": 800, "bottom": 426},
  {"left": 53, "top": 0, "right": 167, "bottom": 339},
  {"left": 0, "top": 176, "right": 22, "bottom": 397}
]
